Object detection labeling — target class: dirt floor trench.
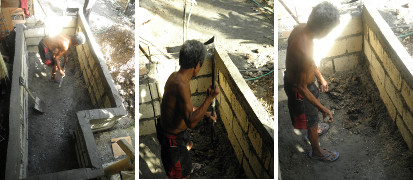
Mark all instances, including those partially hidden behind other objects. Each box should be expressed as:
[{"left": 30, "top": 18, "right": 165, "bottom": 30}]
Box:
[
  {"left": 278, "top": 62, "right": 413, "bottom": 179},
  {"left": 26, "top": 48, "right": 93, "bottom": 176}
]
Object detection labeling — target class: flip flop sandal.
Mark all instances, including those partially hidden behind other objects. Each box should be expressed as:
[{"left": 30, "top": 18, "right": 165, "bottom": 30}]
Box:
[
  {"left": 304, "top": 123, "right": 330, "bottom": 142},
  {"left": 190, "top": 162, "right": 202, "bottom": 174},
  {"left": 308, "top": 149, "right": 340, "bottom": 162}
]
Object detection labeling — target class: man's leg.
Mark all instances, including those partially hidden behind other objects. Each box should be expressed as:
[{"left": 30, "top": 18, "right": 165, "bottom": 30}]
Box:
[
  {"left": 308, "top": 123, "right": 338, "bottom": 160},
  {"left": 51, "top": 65, "right": 57, "bottom": 80}
]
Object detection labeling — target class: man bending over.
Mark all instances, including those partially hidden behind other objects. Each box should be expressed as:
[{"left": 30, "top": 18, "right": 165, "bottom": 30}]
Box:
[
  {"left": 157, "top": 40, "right": 219, "bottom": 178},
  {"left": 38, "top": 32, "right": 86, "bottom": 83}
]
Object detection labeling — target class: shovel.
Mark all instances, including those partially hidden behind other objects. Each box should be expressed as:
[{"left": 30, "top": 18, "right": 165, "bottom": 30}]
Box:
[{"left": 19, "top": 76, "right": 45, "bottom": 113}]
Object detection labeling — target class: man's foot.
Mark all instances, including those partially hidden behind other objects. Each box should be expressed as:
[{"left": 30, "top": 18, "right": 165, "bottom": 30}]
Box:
[
  {"left": 309, "top": 149, "right": 339, "bottom": 162},
  {"left": 49, "top": 78, "right": 60, "bottom": 83},
  {"left": 190, "top": 162, "right": 202, "bottom": 173}
]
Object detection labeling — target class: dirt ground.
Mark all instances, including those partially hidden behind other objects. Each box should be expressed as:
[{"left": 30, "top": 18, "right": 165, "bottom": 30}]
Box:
[
  {"left": 27, "top": 48, "right": 93, "bottom": 176},
  {"left": 278, "top": 63, "right": 413, "bottom": 179}
]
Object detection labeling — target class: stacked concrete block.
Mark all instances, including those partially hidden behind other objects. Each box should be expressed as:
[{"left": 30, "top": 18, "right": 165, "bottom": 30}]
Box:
[
  {"left": 139, "top": 82, "right": 161, "bottom": 135},
  {"left": 215, "top": 48, "right": 274, "bottom": 178},
  {"left": 363, "top": 4, "right": 413, "bottom": 151},
  {"left": 317, "top": 15, "right": 363, "bottom": 72}
]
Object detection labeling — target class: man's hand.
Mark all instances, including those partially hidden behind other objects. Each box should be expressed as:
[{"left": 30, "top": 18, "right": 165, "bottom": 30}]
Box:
[
  {"left": 318, "top": 79, "right": 329, "bottom": 92},
  {"left": 205, "top": 111, "right": 217, "bottom": 123},
  {"left": 207, "top": 83, "right": 220, "bottom": 101},
  {"left": 60, "top": 69, "right": 65, "bottom": 77},
  {"left": 321, "top": 108, "right": 334, "bottom": 123}
]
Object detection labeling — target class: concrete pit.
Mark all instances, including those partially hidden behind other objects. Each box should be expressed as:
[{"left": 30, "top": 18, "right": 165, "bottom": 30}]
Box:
[
  {"left": 6, "top": 10, "right": 127, "bottom": 180},
  {"left": 278, "top": 3, "right": 413, "bottom": 179}
]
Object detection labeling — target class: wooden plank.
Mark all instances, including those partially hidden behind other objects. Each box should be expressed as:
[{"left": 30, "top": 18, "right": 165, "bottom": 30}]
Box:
[{"left": 111, "top": 136, "right": 133, "bottom": 158}]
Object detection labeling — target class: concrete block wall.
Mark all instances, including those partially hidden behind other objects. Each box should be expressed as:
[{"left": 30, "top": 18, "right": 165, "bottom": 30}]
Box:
[
  {"left": 363, "top": 4, "right": 413, "bottom": 151},
  {"left": 139, "top": 81, "right": 161, "bottom": 136},
  {"left": 317, "top": 14, "right": 363, "bottom": 73},
  {"left": 215, "top": 48, "right": 274, "bottom": 178},
  {"left": 75, "top": 10, "right": 127, "bottom": 132},
  {"left": 6, "top": 24, "right": 29, "bottom": 180}
]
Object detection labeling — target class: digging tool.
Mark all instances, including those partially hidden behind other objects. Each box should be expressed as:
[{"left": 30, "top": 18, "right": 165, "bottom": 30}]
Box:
[
  {"left": 19, "top": 76, "right": 45, "bottom": 113},
  {"left": 59, "top": 60, "right": 68, "bottom": 88},
  {"left": 204, "top": 36, "right": 216, "bottom": 143}
]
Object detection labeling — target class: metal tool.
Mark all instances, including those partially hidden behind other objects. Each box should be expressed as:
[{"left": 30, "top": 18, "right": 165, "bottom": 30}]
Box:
[
  {"left": 204, "top": 36, "right": 216, "bottom": 143},
  {"left": 59, "top": 60, "right": 68, "bottom": 88},
  {"left": 19, "top": 76, "right": 45, "bottom": 113}
]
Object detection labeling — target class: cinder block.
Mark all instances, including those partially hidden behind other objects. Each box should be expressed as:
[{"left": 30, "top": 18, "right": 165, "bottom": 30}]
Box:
[
  {"left": 26, "top": 37, "right": 43, "bottom": 46},
  {"left": 401, "top": 80, "right": 413, "bottom": 112},
  {"left": 233, "top": 119, "right": 250, "bottom": 158},
  {"left": 248, "top": 124, "right": 263, "bottom": 159},
  {"left": 402, "top": 108, "right": 413, "bottom": 135},
  {"left": 139, "top": 103, "right": 155, "bottom": 119},
  {"left": 232, "top": 95, "right": 248, "bottom": 132},
  {"left": 382, "top": 51, "right": 402, "bottom": 90},
  {"left": 370, "top": 30, "right": 384, "bottom": 59},
  {"left": 219, "top": 71, "right": 231, "bottom": 98},
  {"left": 96, "top": 79, "right": 105, "bottom": 98},
  {"left": 326, "top": 38, "right": 347, "bottom": 57},
  {"left": 198, "top": 77, "right": 212, "bottom": 93},
  {"left": 364, "top": 39, "right": 372, "bottom": 63},
  {"left": 227, "top": 128, "right": 243, "bottom": 164},
  {"left": 61, "top": 28, "right": 76, "bottom": 35},
  {"left": 82, "top": 68, "right": 89, "bottom": 86},
  {"left": 396, "top": 115, "right": 413, "bottom": 151},
  {"left": 88, "top": 56, "right": 95, "bottom": 69},
  {"left": 149, "top": 82, "right": 159, "bottom": 99},
  {"left": 190, "top": 79, "right": 198, "bottom": 94},
  {"left": 86, "top": 67, "right": 93, "bottom": 82},
  {"left": 88, "top": 86, "right": 97, "bottom": 107},
  {"left": 242, "top": 157, "right": 256, "bottom": 179},
  {"left": 25, "top": 27, "right": 45, "bottom": 38},
  {"left": 334, "top": 55, "right": 358, "bottom": 72},
  {"left": 364, "top": 24, "right": 369, "bottom": 41},
  {"left": 139, "top": 119, "right": 156, "bottom": 136},
  {"left": 341, "top": 16, "right": 362, "bottom": 37},
  {"left": 190, "top": 94, "right": 206, "bottom": 108},
  {"left": 347, "top": 35, "right": 363, "bottom": 53},
  {"left": 104, "top": 95, "right": 111, "bottom": 108},
  {"left": 198, "top": 58, "right": 212, "bottom": 76},
  {"left": 385, "top": 76, "right": 403, "bottom": 114},
  {"left": 83, "top": 43, "right": 91, "bottom": 58},
  {"left": 218, "top": 96, "right": 233, "bottom": 131},
  {"left": 369, "top": 65, "right": 385, "bottom": 96},
  {"left": 381, "top": 89, "right": 397, "bottom": 121},
  {"left": 248, "top": 152, "right": 264, "bottom": 178},
  {"left": 139, "top": 84, "right": 152, "bottom": 104},
  {"left": 263, "top": 150, "right": 273, "bottom": 171},
  {"left": 320, "top": 59, "right": 333, "bottom": 70},
  {"left": 154, "top": 100, "right": 161, "bottom": 117},
  {"left": 370, "top": 52, "right": 386, "bottom": 83}
]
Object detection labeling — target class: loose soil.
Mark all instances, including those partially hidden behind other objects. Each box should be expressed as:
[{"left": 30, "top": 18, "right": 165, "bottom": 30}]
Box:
[{"left": 278, "top": 63, "right": 413, "bottom": 179}]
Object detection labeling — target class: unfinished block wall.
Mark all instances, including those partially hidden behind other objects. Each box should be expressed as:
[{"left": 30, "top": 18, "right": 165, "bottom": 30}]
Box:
[
  {"left": 6, "top": 24, "right": 29, "bottom": 180},
  {"left": 139, "top": 81, "right": 161, "bottom": 135},
  {"left": 362, "top": 4, "right": 413, "bottom": 151},
  {"left": 215, "top": 48, "right": 274, "bottom": 178},
  {"left": 318, "top": 14, "right": 363, "bottom": 72},
  {"left": 75, "top": 11, "right": 126, "bottom": 132}
]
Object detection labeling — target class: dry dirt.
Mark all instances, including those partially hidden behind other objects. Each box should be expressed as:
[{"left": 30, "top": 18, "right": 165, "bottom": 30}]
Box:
[{"left": 278, "top": 63, "right": 413, "bottom": 179}]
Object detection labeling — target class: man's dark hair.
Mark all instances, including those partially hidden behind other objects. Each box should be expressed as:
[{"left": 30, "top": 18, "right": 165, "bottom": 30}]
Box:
[
  {"left": 71, "top": 32, "right": 86, "bottom": 45},
  {"left": 307, "top": 2, "right": 340, "bottom": 34},
  {"left": 179, "top": 40, "right": 206, "bottom": 69}
]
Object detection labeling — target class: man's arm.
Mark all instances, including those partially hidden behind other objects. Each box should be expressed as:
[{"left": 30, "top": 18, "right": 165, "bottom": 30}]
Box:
[
  {"left": 314, "top": 62, "right": 328, "bottom": 92},
  {"left": 296, "top": 52, "right": 333, "bottom": 122},
  {"left": 180, "top": 83, "right": 219, "bottom": 129}
]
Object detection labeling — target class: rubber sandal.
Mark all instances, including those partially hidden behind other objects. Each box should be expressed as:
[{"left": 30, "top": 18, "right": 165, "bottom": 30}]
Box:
[
  {"left": 190, "top": 162, "right": 202, "bottom": 173},
  {"left": 308, "top": 149, "right": 340, "bottom": 162}
]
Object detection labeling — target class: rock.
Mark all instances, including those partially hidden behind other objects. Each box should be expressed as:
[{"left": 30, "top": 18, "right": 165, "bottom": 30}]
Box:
[{"left": 252, "top": 48, "right": 260, "bottom": 53}]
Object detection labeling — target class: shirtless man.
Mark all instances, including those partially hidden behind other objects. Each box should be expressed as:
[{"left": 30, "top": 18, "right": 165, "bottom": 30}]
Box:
[
  {"left": 38, "top": 32, "right": 86, "bottom": 82},
  {"left": 284, "top": 2, "right": 340, "bottom": 162},
  {"left": 157, "top": 40, "right": 219, "bottom": 178}
]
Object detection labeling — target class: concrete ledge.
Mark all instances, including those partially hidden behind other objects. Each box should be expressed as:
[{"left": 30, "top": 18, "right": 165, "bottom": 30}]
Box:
[
  {"left": 23, "top": 168, "right": 104, "bottom": 180},
  {"left": 6, "top": 24, "right": 29, "bottom": 180}
]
